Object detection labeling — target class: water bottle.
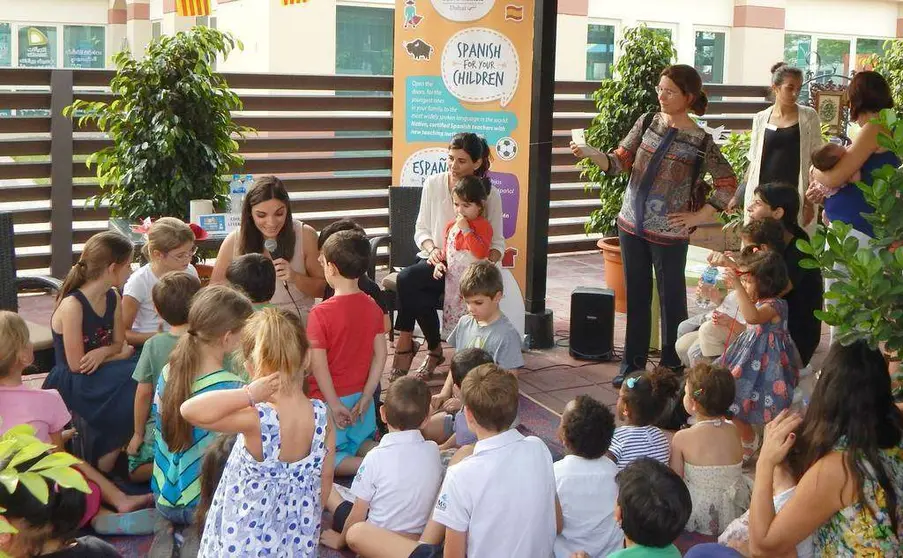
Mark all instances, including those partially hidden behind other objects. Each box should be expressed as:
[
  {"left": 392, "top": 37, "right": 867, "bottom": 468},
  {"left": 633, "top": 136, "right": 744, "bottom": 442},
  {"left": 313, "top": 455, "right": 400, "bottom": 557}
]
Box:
[
  {"left": 696, "top": 265, "right": 720, "bottom": 308},
  {"left": 229, "top": 174, "right": 245, "bottom": 214}
]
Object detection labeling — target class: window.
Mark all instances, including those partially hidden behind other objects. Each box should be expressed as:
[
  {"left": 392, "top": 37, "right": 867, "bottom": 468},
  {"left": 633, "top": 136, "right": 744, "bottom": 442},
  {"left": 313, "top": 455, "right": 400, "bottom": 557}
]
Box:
[
  {"left": 0, "top": 23, "right": 10, "bottom": 67},
  {"left": 152, "top": 21, "right": 161, "bottom": 40},
  {"left": 856, "top": 38, "right": 886, "bottom": 70},
  {"left": 18, "top": 25, "right": 58, "bottom": 68},
  {"left": 63, "top": 26, "right": 105, "bottom": 68},
  {"left": 694, "top": 31, "right": 725, "bottom": 83},
  {"left": 784, "top": 33, "right": 811, "bottom": 68},
  {"left": 586, "top": 24, "right": 615, "bottom": 81},
  {"left": 815, "top": 38, "right": 851, "bottom": 80},
  {"left": 335, "top": 6, "right": 393, "bottom": 76}
]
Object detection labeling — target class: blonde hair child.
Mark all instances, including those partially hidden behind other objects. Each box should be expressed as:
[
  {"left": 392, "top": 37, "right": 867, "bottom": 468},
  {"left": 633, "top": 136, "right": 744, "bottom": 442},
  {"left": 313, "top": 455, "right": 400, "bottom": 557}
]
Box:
[
  {"left": 122, "top": 217, "right": 197, "bottom": 345},
  {"left": 151, "top": 285, "right": 252, "bottom": 535},
  {"left": 43, "top": 231, "right": 137, "bottom": 473},
  {"left": 0, "top": 311, "right": 157, "bottom": 535},
  {"left": 181, "top": 307, "right": 336, "bottom": 556}
]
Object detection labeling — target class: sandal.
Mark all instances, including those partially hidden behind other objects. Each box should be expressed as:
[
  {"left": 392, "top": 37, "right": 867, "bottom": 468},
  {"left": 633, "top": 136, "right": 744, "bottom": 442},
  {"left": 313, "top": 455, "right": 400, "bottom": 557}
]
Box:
[
  {"left": 413, "top": 350, "right": 446, "bottom": 380},
  {"left": 388, "top": 340, "right": 421, "bottom": 382}
]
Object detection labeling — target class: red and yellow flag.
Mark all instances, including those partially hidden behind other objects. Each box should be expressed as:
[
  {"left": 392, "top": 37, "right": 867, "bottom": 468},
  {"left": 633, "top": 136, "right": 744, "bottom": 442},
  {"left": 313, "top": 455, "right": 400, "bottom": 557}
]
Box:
[
  {"left": 282, "top": 0, "right": 309, "bottom": 5},
  {"left": 177, "top": 0, "right": 210, "bottom": 16}
]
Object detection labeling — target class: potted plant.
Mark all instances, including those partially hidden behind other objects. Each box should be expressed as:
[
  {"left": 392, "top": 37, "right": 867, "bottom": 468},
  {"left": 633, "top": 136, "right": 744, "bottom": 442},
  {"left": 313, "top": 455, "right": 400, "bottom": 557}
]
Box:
[
  {"left": 579, "top": 25, "right": 674, "bottom": 311},
  {"left": 64, "top": 26, "right": 252, "bottom": 225},
  {"left": 797, "top": 109, "right": 903, "bottom": 386}
]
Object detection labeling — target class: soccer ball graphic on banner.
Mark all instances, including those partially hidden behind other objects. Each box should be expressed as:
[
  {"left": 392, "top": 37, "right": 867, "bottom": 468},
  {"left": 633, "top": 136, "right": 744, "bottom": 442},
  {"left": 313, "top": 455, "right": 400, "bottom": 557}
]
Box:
[{"left": 496, "top": 137, "right": 518, "bottom": 161}]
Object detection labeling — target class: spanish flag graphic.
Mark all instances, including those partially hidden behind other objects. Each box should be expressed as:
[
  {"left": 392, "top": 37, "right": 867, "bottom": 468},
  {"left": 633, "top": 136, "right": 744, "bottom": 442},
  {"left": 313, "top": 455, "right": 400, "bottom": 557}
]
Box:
[
  {"left": 504, "top": 4, "right": 524, "bottom": 21},
  {"left": 283, "top": 0, "right": 310, "bottom": 5},
  {"left": 177, "top": 0, "right": 210, "bottom": 16}
]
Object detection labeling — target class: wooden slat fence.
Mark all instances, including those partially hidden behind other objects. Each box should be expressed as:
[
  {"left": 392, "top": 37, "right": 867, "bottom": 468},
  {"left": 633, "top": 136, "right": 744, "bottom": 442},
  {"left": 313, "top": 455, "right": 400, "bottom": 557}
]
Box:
[{"left": 0, "top": 68, "right": 769, "bottom": 275}]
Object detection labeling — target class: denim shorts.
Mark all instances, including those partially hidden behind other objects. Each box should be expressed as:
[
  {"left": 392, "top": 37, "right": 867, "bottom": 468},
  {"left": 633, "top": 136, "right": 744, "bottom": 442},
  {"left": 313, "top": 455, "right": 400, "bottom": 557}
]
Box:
[{"left": 156, "top": 503, "right": 195, "bottom": 525}]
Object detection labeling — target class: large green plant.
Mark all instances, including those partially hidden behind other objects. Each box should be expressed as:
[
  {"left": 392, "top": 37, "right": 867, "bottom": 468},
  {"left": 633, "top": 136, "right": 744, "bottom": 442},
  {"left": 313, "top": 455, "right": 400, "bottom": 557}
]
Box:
[
  {"left": 870, "top": 39, "right": 903, "bottom": 119},
  {"left": 581, "top": 26, "right": 675, "bottom": 235},
  {"left": 797, "top": 109, "right": 903, "bottom": 356},
  {"left": 0, "top": 423, "right": 89, "bottom": 557},
  {"left": 64, "top": 26, "right": 251, "bottom": 222}
]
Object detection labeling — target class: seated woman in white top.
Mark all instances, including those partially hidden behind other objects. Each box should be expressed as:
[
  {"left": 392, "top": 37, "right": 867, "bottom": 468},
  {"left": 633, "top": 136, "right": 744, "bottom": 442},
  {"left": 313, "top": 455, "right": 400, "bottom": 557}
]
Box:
[
  {"left": 210, "top": 175, "right": 325, "bottom": 322},
  {"left": 391, "top": 133, "right": 505, "bottom": 379}
]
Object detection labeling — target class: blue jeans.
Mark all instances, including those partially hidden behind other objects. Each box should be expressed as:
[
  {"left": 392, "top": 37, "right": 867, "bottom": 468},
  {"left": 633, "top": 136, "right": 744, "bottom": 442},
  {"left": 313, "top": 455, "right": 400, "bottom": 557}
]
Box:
[{"left": 156, "top": 503, "right": 195, "bottom": 525}]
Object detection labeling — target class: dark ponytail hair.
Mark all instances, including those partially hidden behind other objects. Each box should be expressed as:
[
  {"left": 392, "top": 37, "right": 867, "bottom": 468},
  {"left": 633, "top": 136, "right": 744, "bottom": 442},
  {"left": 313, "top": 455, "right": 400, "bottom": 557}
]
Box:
[
  {"left": 453, "top": 175, "right": 491, "bottom": 212},
  {"left": 57, "top": 231, "right": 133, "bottom": 308},
  {"left": 449, "top": 133, "right": 492, "bottom": 177},
  {"left": 661, "top": 64, "right": 708, "bottom": 116},
  {"left": 622, "top": 366, "right": 680, "bottom": 425},
  {"left": 753, "top": 182, "right": 807, "bottom": 241},
  {"left": 770, "top": 62, "right": 803, "bottom": 87}
]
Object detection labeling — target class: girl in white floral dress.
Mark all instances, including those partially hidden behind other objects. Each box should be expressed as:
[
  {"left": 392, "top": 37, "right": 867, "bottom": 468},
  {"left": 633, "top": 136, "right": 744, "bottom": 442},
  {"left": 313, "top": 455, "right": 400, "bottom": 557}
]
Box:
[
  {"left": 181, "top": 308, "right": 336, "bottom": 557},
  {"left": 432, "top": 176, "right": 494, "bottom": 339}
]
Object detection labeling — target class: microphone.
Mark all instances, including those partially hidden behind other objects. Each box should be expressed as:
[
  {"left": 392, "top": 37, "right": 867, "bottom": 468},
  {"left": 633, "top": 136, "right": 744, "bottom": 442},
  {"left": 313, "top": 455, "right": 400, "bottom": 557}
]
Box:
[
  {"left": 264, "top": 238, "right": 289, "bottom": 291},
  {"left": 264, "top": 238, "right": 302, "bottom": 316},
  {"left": 263, "top": 238, "right": 282, "bottom": 261}
]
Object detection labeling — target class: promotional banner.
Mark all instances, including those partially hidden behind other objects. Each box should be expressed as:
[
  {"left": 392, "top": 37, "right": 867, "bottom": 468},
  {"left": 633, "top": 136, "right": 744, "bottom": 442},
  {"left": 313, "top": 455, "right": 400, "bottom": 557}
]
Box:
[
  {"left": 64, "top": 26, "right": 105, "bottom": 69},
  {"left": 392, "top": 0, "right": 534, "bottom": 290},
  {"left": 18, "top": 26, "right": 57, "bottom": 68}
]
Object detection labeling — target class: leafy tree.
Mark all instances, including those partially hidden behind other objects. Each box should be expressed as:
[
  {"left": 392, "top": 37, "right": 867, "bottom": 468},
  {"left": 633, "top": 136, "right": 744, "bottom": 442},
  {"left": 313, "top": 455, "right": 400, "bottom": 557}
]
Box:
[
  {"left": 580, "top": 26, "right": 675, "bottom": 235},
  {"left": 870, "top": 39, "right": 903, "bottom": 119},
  {"left": 64, "top": 26, "right": 252, "bottom": 222}
]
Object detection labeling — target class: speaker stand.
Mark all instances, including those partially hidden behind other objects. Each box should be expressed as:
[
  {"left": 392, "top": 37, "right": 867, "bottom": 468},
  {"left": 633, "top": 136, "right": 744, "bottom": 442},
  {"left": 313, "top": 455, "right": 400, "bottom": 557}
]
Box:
[{"left": 525, "top": 309, "right": 554, "bottom": 349}]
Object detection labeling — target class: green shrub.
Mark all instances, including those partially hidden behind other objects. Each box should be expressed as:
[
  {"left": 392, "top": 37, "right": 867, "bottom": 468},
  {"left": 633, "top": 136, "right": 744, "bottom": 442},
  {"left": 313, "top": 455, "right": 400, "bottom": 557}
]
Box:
[{"left": 65, "top": 26, "right": 252, "bottom": 222}]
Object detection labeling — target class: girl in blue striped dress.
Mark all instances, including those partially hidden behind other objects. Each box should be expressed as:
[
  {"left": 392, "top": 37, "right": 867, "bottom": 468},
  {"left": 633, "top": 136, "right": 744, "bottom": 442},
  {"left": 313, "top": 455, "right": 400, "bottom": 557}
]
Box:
[
  {"left": 150, "top": 285, "right": 253, "bottom": 555},
  {"left": 607, "top": 367, "right": 679, "bottom": 470}
]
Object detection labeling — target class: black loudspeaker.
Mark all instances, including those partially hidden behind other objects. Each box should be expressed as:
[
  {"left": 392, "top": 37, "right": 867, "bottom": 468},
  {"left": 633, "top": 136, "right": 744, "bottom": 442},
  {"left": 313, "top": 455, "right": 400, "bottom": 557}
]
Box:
[{"left": 569, "top": 287, "right": 615, "bottom": 360}]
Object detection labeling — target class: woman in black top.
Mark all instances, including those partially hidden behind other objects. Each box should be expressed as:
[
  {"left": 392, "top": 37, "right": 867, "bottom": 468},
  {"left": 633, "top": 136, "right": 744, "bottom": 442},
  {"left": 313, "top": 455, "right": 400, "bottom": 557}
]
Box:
[
  {"left": 746, "top": 182, "right": 823, "bottom": 365},
  {"left": 742, "top": 63, "right": 822, "bottom": 230}
]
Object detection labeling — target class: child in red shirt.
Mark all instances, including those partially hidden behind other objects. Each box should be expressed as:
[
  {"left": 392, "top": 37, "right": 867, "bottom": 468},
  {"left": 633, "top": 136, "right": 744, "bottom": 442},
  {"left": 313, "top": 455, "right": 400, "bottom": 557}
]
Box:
[
  {"left": 307, "top": 230, "right": 387, "bottom": 476},
  {"left": 432, "top": 175, "right": 495, "bottom": 338}
]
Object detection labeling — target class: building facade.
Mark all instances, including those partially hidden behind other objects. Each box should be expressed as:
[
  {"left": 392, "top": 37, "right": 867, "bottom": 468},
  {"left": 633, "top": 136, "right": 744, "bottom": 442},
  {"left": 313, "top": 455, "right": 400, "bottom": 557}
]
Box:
[{"left": 0, "top": 0, "right": 899, "bottom": 84}]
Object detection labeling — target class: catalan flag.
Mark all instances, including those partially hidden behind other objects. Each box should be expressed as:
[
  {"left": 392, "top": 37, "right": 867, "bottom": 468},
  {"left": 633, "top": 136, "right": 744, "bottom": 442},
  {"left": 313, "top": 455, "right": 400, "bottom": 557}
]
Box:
[
  {"left": 504, "top": 4, "right": 524, "bottom": 21},
  {"left": 177, "top": 0, "right": 210, "bottom": 16},
  {"left": 282, "top": 0, "right": 309, "bottom": 5}
]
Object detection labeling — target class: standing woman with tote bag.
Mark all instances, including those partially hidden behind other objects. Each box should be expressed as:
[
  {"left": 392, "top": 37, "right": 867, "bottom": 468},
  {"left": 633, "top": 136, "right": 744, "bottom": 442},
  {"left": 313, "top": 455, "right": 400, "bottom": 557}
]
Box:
[{"left": 571, "top": 65, "right": 737, "bottom": 386}]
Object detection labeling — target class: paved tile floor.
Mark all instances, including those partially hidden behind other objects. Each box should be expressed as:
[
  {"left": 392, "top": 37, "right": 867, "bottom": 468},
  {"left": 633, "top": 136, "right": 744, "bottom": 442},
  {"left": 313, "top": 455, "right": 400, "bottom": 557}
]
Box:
[{"left": 19, "top": 251, "right": 831, "bottom": 417}]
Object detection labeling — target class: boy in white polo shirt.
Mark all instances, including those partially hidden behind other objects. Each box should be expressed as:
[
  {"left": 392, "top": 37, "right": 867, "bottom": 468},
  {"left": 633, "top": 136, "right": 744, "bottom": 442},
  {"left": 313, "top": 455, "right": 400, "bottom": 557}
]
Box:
[
  {"left": 433, "top": 363, "right": 558, "bottom": 558},
  {"left": 554, "top": 395, "right": 624, "bottom": 558},
  {"left": 321, "top": 376, "right": 442, "bottom": 550},
  {"left": 344, "top": 365, "right": 560, "bottom": 558}
]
